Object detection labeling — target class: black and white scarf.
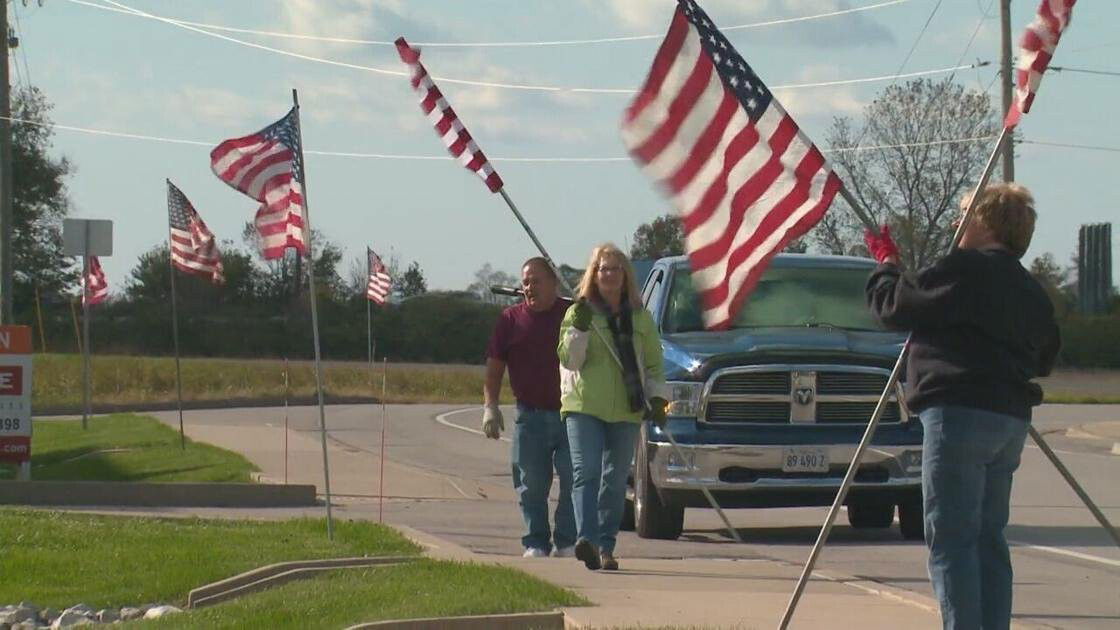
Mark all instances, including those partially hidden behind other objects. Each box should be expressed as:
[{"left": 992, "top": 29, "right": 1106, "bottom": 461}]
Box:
[{"left": 604, "top": 302, "right": 645, "bottom": 413}]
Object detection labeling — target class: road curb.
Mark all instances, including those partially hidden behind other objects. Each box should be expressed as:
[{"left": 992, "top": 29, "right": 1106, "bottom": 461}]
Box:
[
  {"left": 1063, "top": 427, "right": 1120, "bottom": 455},
  {"left": 0, "top": 480, "right": 318, "bottom": 507}
]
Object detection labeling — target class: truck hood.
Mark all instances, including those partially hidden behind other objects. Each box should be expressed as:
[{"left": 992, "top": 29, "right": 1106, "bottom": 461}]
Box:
[{"left": 661, "top": 327, "right": 906, "bottom": 380}]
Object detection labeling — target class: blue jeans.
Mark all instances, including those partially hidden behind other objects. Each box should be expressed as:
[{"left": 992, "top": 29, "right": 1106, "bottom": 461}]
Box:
[
  {"left": 565, "top": 413, "right": 640, "bottom": 554},
  {"left": 920, "top": 405, "right": 1028, "bottom": 630},
  {"left": 511, "top": 405, "right": 575, "bottom": 553}
]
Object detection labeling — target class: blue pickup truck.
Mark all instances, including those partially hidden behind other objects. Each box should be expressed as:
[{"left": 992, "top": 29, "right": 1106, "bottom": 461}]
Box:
[{"left": 626, "top": 254, "right": 924, "bottom": 540}]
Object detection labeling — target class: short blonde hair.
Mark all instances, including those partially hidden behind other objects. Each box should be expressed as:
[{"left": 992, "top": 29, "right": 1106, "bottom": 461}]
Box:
[
  {"left": 965, "top": 183, "right": 1037, "bottom": 258},
  {"left": 576, "top": 243, "right": 643, "bottom": 310}
]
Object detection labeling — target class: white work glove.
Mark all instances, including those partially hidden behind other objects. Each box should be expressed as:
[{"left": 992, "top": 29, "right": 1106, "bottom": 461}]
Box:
[{"left": 482, "top": 404, "right": 504, "bottom": 440}]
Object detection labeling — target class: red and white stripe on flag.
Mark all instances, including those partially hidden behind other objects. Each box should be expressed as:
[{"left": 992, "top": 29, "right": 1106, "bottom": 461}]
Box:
[
  {"left": 210, "top": 107, "right": 308, "bottom": 260},
  {"left": 167, "top": 180, "right": 224, "bottom": 284},
  {"left": 395, "top": 37, "right": 504, "bottom": 193},
  {"left": 622, "top": 0, "right": 840, "bottom": 330},
  {"left": 84, "top": 256, "right": 109, "bottom": 307},
  {"left": 367, "top": 249, "right": 392, "bottom": 305},
  {"left": 1004, "top": 0, "right": 1077, "bottom": 128}
]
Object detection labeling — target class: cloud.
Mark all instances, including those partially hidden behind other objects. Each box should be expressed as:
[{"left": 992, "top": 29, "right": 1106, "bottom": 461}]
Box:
[
  {"left": 774, "top": 64, "right": 866, "bottom": 119},
  {"left": 273, "top": 0, "right": 446, "bottom": 57}
]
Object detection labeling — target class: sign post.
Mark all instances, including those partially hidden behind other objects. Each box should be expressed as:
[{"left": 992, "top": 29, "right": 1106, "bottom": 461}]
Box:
[
  {"left": 62, "top": 219, "right": 112, "bottom": 430},
  {"left": 0, "top": 326, "right": 33, "bottom": 480}
]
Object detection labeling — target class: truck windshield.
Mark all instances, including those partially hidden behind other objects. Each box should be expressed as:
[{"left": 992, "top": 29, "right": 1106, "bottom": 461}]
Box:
[{"left": 662, "top": 265, "right": 882, "bottom": 333}]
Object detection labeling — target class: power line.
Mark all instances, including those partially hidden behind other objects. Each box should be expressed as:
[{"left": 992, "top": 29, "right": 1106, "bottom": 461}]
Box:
[
  {"left": 12, "top": 0, "right": 33, "bottom": 89},
  {"left": 67, "top": 0, "right": 911, "bottom": 48},
  {"left": 76, "top": 0, "right": 980, "bottom": 95},
  {"left": 1020, "top": 139, "right": 1120, "bottom": 154},
  {"left": 1049, "top": 66, "right": 1120, "bottom": 78}
]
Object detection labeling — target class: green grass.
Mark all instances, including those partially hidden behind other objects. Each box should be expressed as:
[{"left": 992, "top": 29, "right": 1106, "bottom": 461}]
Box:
[
  {"left": 0, "top": 414, "right": 257, "bottom": 482},
  {"left": 138, "top": 560, "right": 586, "bottom": 629},
  {"left": 0, "top": 510, "right": 421, "bottom": 609},
  {"left": 1043, "top": 393, "right": 1120, "bottom": 404},
  {"left": 32, "top": 354, "right": 509, "bottom": 408}
]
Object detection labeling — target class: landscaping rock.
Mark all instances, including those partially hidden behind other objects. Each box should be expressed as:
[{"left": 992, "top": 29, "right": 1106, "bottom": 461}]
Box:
[
  {"left": 142, "top": 606, "right": 181, "bottom": 620},
  {"left": 93, "top": 610, "right": 118, "bottom": 624},
  {"left": 0, "top": 604, "right": 38, "bottom": 624},
  {"left": 38, "top": 609, "right": 58, "bottom": 625},
  {"left": 117, "top": 608, "right": 142, "bottom": 622},
  {"left": 49, "top": 611, "right": 92, "bottom": 628}
]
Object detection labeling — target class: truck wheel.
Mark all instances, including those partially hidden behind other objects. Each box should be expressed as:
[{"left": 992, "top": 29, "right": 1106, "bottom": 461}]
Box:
[
  {"left": 635, "top": 425, "right": 684, "bottom": 540},
  {"left": 847, "top": 500, "right": 895, "bottom": 528},
  {"left": 898, "top": 494, "right": 925, "bottom": 541}
]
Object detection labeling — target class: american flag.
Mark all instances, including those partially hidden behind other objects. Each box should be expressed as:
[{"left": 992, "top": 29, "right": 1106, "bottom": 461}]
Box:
[
  {"left": 366, "top": 248, "right": 392, "bottom": 305},
  {"left": 1004, "top": 0, "right": 1077, "bottom": 128},
  {"left": 167, "top": 180, "right": 224, "bottom": 284},
  {"left": 622, "top": 0, "right": 840, "bottom": 330},
  {"left": 395, "top": 37, "right": 504, "bottom": 193},
  {"left": 83, "top": 256, "right": 108, "bottom": 307},
  {"left": 210, "top": 107, "right": 307, "bottom": 259}
]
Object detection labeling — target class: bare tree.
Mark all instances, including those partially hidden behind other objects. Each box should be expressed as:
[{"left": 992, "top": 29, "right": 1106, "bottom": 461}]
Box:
[{"left": 813, "top": 78, "right": 996, "bottom": 269}]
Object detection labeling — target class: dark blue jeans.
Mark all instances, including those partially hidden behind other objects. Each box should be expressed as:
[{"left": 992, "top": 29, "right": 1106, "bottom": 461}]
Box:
[
  {"left": 565, "top": 413, "right": 640, "bottom": 554},
  {"left": 920, "top": 405, "right": 1028, "bottom": 630},
  {"left": 511, "top": 404, "right": 575, "bottom": 553}
]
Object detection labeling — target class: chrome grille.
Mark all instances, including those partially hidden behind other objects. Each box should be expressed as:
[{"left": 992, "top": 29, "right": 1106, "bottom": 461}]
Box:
[
  {"left": 710, "top": 371, "right": 790, "bottom": 395},
  {"left": 705, "top": 401, "right": 790, "bottom": 423},
  {"left": 817, "top": 401, "right": 901, "bottom": 424},
  {"left": 817, "top": 372, "right": 889, "bottom": 395}
]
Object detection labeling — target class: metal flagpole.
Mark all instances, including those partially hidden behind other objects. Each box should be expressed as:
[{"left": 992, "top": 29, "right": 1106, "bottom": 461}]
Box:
[
  {"left": 33, "top": 284, "right": 47, "bottom": 353},
  {"left": 292, "top": 89, "right": 334, "bottom": 540},
  {"left": 69, "top": 297, "right": 81, "bottom": 355},
  {"left": 379, "top": 356, "right": 388, "bottom": 523},
  {"left": 283, "top": 357, "right": 290, "bottom": 485},
  {"left": 495, "top": 187, "right": 742, "bottom": 544},
  {"left": 81, "top": 252, "right": 91, "bottom": 431},
  {"left": 1027, "top": 424, "right": 1120, "bottom": 548},
  {"left": 167, "top": 245, "right": 186, "bottom": 450}
]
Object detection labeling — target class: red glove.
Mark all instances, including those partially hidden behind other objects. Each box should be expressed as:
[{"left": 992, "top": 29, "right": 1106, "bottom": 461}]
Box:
[{"left": 864, "top": 225, "right": 901, "bottom": 265}]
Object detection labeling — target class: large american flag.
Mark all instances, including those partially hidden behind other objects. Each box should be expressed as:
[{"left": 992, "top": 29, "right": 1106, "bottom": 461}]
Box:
[
  {"left": 167, "top": 180, "right": 224, "bottom": 284},
  {"left": 210, "top": 107, "right": 307, "bottom": 259},
  {"left": 83, "top": 256, "right": 108, "bottom": 307},
  {"left": 622, "top": 0, "right": 840, "bottom": 330},
  {"left": 395, "top": 37, "right": 504, "bottom": 193},
  {"left": 1004, "top": 0, "right": 1077, "bottom": 128},
  {"left": 367, "top": 248, "right": 392, "bottom": 305}
]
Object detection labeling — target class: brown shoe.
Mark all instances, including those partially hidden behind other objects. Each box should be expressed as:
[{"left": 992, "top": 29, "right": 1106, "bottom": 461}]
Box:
[
  {"left": 575, "top": 539, "right": 601, "bottom": 570},
  {"left": 599, "top": 550, "right": 618, "bottom": 571}
]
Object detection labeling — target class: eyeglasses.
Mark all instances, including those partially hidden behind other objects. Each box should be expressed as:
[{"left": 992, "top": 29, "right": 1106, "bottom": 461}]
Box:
[{"left": 597, "top": 264, "right": 623, "bottom": 274}]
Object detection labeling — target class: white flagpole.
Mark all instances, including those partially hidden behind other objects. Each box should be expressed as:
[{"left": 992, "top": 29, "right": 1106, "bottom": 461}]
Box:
[{"left": 291, "top": 88, "right": 334, "bottom": 540}]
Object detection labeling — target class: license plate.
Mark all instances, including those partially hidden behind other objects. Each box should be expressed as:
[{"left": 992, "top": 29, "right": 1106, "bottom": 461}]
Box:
[{"left": 782, "top": 447, "right": 829, "bottom": 473}]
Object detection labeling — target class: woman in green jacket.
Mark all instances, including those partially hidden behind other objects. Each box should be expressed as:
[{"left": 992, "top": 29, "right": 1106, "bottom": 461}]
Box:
[{"left": 558, "top": 243, "right": 668, "bottom": 571}]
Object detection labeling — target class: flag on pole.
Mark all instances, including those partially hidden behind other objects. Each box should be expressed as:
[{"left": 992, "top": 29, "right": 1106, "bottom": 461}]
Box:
[
  {"left": 621, "top": 0, "right": 840, "bottom": 330},
  {"left": 83, "top": 256, "right": 108, "bottom": 307},
  {"left": 367, "top": 248, "right": 392, "bottom": 305},
  {"left": 167, "top": 180, "right": 224, "bottom": 284},
  {"left": 395, "top": 37, "right": 504, "bottom": 193},
  {"left": 210, "top": 107, "right": 307, "bottom": 259},
  {"left": 1004, "top": 0, "right": 1077, "bottom": 128}
]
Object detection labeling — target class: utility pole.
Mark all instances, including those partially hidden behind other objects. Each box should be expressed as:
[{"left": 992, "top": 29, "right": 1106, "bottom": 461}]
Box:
[
  {"left": 0, "top": 3, "right": 13, "bottom": 325},
  {"left": 999, "top": 0, "right": 1016, "bottom": 182}
]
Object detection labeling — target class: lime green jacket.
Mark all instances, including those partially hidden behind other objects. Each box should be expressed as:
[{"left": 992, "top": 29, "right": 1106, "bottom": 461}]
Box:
[{"left": 557, "top": 302, "right": 668, "bottom": 423}]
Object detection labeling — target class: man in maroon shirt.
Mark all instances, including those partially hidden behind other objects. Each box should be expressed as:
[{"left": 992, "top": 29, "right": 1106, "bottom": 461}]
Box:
[{"left": 483, "top": 257, "right": 575, "bottom": 558}]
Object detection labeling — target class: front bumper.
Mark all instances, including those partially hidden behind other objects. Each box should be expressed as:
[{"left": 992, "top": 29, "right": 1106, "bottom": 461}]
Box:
[{"left": 649, "top": 441, "right": 922, "bottom": 508}]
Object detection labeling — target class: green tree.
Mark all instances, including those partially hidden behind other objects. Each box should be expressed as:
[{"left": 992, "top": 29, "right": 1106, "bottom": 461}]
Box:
[
  {"left": 399, "top": 261, "right": 428, "bottom": 298},
  {"left": 11, "top": 87, "right": 78, "bottom": 312},
  {"left": 813, "top": 78, "right": 996, "bottom": 268},
  {"left": 1029, "top": 252, "right": 1075, "bottom": 319},
  {"left": 630, "top": 213, "right": 683, "bottom": 260}
]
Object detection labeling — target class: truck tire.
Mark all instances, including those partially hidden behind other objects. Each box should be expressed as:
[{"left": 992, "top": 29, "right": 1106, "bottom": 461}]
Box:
[
  {"left": 847, "top": 500, "right": 895, "bottom": 528},
  {"left": 898, "top": 493, "right": 925, "bottom": 541},
  {"left": 635, "top": 425, "right": 685, "bottom": 540}
]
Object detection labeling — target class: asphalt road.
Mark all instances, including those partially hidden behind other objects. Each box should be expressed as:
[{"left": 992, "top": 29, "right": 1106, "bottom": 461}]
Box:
[{"left": 160, "top": 403, "right": 1120, "bottom": 629}]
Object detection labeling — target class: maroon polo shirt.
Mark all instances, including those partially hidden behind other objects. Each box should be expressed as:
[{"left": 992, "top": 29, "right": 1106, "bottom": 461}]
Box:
[{"left": 486, "top": 299, "right": 567, "bottom": 411}]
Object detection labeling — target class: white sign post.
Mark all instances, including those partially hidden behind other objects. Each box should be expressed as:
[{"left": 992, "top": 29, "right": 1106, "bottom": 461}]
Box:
[
  {"left": 0, "top": 326, "right": 33, "bottom": 480},
  {"left": 63, "top": 219, "right": 113, "bottom": 430}
]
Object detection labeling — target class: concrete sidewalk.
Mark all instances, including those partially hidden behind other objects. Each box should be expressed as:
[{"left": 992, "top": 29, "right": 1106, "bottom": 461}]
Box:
[{"left": 152, "top": 411, "right": 950, "bottom": 629}]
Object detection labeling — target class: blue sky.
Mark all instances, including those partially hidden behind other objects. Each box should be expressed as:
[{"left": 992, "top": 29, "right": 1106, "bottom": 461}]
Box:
[{"left": 15, "top": 0, "right": 1120, "bottom": 293}]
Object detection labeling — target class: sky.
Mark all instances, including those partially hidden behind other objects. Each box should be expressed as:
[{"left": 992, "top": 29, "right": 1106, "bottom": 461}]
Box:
[{"left": 13, "top": 0, "right": 1120, "bottom": 294}]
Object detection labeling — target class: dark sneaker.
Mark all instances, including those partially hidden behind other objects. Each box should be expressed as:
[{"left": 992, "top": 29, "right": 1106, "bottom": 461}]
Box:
[
  {"left": 574, "top": 539, "right": 601, "bottom": 570},
  {"left": 599, "top": 550, "right": 619, "bottom": 571}
]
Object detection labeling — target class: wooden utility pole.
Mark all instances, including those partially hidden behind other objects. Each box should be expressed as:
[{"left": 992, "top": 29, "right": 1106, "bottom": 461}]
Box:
[
  {"left": 0, "top": 4, "right": 13, "bottom": 324},
  {"left": 1000, "top": 0, "right": 1016, "bottom": 182}
]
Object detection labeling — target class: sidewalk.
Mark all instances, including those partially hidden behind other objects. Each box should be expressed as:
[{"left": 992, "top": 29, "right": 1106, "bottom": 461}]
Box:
[
  {"left": 1067, "top": 420, "right": 1120, "bottom": 454},
  {"left": 159, "top": 412, "right": 948, "bottom": 629}
]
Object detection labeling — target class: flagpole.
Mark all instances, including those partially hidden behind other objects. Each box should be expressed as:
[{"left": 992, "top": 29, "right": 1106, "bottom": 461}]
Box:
[
  {"left": 167, "top": 241, "right": 186, "bottom": 451},
  {"left": 33, "top": 283, "right": 47, "bottom": 353},
  {"left": 495, "top": 186, "right": 742, "bottom": 544},
  {"left": 292, "top": 88, "right": 335, "bottom": 541},
  {"left": 379, "top": 356, "right": 388, "bottom": 523},
  {"left": 81, "top": 253, "right": 91, "bottom": 431}
]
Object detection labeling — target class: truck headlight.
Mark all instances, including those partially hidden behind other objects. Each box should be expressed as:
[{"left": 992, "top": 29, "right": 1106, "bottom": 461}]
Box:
[{"left": 666, "top": 381, "right": 703, "bottom": 417}]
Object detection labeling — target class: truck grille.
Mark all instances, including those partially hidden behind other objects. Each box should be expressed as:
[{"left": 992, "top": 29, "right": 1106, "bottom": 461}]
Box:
[{"left": 702, "top": 367, "right": 904, "bottom": 425}]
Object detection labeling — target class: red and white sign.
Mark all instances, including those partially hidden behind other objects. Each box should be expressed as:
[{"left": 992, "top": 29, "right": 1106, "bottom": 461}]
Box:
[{"left": 0, "top": 326, "right": 33, "bottom": 463}]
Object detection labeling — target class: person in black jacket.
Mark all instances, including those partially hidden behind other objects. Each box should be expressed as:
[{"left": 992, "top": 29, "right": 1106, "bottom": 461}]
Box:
[{"left": 865, "top": 183, "right": 1060, "bottom": 630}]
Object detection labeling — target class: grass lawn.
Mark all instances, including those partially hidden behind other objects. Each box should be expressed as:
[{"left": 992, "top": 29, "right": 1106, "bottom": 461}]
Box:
[
  {"left": 0, "top": 511, "right": 421, "bottom": 609},
  {"left": 0, "top": 414, "right": 257, "bottom": 482},
  {"left": 137, "top": 560, "right": 585, "bottom": 629},
  {"left": 32, "top": 354, "right": 510, "bottom": 409}
]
